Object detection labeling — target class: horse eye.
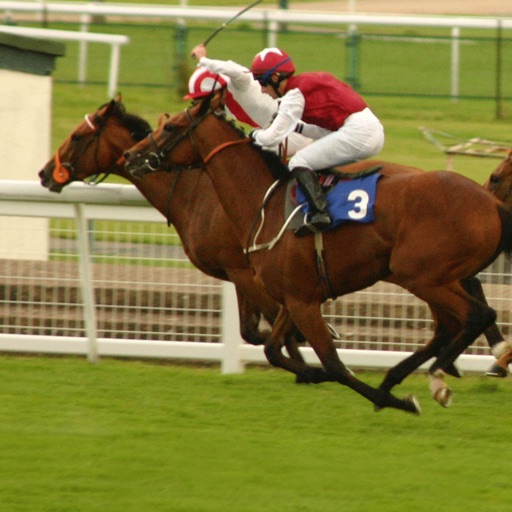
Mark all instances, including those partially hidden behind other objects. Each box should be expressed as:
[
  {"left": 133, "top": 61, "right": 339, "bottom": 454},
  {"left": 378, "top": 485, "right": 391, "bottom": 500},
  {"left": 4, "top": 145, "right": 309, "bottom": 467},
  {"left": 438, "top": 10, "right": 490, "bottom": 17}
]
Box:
[
  {"left": 164, "top": 124, "right": 176, "bottom": 133},
  {"left": 71, "top": 134, "right": 83, "bottom": 143},
  {"left": 489, "top": 175, "right": 500, "bottom": 184}
]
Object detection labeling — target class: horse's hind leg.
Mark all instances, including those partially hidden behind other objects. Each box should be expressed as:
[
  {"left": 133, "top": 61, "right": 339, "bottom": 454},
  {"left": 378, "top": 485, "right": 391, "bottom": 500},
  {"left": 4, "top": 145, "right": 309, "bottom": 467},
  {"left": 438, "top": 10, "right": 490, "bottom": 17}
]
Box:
[
  {"left": 380, "top": 281, "right": 494, "bottom": 407},
  {"left": 461, "top": 276, "right": 512, "bottom": 362},
  {"left": 430, "top": 301, "right": 496, "bottom": 376},
  {"left": 378, "top": 309, "right": 456, "bottom": 406},
  {"left": 487, "top": 349, "right": 512, "bottom": 377}
]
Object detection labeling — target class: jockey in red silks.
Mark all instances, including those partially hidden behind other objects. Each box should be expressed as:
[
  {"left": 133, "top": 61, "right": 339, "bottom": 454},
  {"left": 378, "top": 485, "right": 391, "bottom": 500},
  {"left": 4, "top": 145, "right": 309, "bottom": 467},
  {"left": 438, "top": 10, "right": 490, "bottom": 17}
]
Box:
[
  {"left": 248, "top": 47, "right": 385, "bottom": 233},
  {"left": 184, "top": 66, "right": 261, "bottom": 128},
  {"left": 189, "top": 45, "right": 319, "bottom": 159},
  {"left": 190, "top": 46, "right": 383, "bottom": 233}
]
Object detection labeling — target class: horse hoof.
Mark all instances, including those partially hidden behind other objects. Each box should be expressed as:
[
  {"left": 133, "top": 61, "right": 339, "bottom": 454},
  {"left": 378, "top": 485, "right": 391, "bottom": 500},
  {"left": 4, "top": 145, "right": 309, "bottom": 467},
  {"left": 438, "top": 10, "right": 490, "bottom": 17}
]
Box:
[
  {"left": 326, "top": 322, "right": 341, "bottom": 340},
  {"left": 404, "top": 394, "right": 421, "bottom": 415},
  {"left": 434, "top": 387, "right": 452, "bottom": 408},
  {"left": 374, "top": 394, "right": 421, "bottom": 415},
  {"left": 485, "top": 363, "right": 509, "bottom": 378},
  {"left": 443, "top": 362, "right": 463, "bottom": 378}
]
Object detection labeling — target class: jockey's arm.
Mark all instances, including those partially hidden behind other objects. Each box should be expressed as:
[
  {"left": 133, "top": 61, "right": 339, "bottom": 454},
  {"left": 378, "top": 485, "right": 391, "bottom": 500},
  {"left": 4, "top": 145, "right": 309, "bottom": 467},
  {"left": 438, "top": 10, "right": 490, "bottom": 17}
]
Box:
[
  {"left": 230, "top": 79, "right": 277, "bottom": 128},
  {"left": 198, "top": 56, "right": 278, "bottom": 128},
  {"left": 252, "top": 88, "right": 304, "bottom": 147},
  {"left": 198, "top": 57, "right": 251, "bottom": 91},
  {"left": 295, "top": 122, "right": 332, "bottom": 140}
]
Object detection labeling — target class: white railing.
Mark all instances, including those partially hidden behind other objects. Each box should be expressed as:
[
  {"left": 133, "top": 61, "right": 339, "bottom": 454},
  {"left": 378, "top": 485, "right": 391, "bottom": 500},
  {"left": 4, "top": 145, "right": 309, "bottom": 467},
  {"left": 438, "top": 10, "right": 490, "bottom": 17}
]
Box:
[
  {"left": 1, "top": 2, "right": 512, "bottom": 99},
  {"left": 0, "top": 24, "right": 129, "bottom": 97},
  {"left": 0, "top": 180, "right": 499, "bottom": 373}
]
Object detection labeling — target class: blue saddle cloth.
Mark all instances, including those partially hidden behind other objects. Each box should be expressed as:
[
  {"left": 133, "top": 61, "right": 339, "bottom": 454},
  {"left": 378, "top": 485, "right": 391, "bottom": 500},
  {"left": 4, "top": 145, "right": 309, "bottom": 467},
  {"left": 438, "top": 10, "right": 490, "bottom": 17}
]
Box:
[{"left": 296, "top": 172, "right": 382, "bottom": 229}]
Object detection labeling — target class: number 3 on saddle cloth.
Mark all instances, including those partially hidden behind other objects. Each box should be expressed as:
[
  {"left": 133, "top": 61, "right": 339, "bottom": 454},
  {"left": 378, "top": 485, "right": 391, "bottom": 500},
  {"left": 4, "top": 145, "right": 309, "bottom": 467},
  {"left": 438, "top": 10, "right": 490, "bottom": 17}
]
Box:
[{"left": 287, "top": 167, "right": 383, "bottom": 235}]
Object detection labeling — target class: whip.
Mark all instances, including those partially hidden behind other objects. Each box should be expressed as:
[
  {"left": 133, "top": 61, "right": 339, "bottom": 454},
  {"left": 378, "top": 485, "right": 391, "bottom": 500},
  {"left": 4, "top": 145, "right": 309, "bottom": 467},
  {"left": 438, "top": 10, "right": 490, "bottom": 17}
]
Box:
[{"left": 202, "top": 0, "right": 264, "bottom": 46}]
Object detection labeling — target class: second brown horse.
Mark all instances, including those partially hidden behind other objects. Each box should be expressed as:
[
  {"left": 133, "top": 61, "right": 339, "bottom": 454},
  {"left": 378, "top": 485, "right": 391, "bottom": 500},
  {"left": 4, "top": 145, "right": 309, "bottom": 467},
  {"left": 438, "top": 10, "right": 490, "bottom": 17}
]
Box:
[{"left": 124, "top": 98, "right": 512, "bottom": 414}]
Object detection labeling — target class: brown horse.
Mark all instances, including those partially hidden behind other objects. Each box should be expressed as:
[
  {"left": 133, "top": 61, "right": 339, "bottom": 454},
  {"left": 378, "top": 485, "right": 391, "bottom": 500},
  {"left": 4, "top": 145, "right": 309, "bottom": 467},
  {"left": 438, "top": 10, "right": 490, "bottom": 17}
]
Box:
[
  {"left": 484, "top": 149, "right": 512, "bottom": 376},
  {"left": 126, "top": 110, "right": 512, "bottom": 395},
  {"left": 124, "top": 98, "right": 512, "bottom": 414},
  {"left": 38, "top": 97, "right": 309, "bottom": 371}
]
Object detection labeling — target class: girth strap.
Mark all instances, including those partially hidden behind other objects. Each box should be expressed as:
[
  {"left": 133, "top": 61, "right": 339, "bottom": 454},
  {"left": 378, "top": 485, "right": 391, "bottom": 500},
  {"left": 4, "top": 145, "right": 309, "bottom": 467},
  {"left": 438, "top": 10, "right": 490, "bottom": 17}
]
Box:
[{"left": 314, "top": 232, "right": 335, "bottom": 301}]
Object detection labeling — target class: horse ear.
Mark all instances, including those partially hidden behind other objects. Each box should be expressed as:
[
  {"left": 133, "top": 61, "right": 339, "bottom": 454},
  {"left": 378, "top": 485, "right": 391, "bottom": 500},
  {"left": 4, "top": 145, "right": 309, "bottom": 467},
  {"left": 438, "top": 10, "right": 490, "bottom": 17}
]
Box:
[
  {"left": 158, "top": 113, "right": 170, "bottom": 126},
  {"left": 115, "top": 93, "right": 122, "bottom": 103},
  {"left": 105, "top": 98, "right": 117, "bottom": 115},
  {"left": 198, "top": 95, "right": 212, "bottom": 117}
]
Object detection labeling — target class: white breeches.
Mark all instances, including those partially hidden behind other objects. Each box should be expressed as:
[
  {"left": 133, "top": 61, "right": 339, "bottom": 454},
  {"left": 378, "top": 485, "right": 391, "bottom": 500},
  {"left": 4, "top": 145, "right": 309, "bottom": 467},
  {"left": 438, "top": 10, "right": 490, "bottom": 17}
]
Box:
[{"left": 288, "top": 107, "right": 385, "bottom": 171}]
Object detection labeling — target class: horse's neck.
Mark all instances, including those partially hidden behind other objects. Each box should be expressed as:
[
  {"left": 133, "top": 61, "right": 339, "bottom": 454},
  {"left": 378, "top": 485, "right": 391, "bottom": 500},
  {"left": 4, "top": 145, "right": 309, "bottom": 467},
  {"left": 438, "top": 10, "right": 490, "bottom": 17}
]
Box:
[
  {"left": 195, "top": 119, "right": 280, "bottom": 236},
  {"left": 126, "top": 169, "right": 210, "bottom": 231}
]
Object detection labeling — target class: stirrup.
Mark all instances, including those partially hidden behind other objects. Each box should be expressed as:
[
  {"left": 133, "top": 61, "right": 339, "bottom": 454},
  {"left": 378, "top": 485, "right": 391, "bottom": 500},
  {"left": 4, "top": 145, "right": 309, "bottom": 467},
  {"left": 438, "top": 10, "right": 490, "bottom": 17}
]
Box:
[
  {"left": 294, "top": 211, "right": 332, "bottom": 237},
  {"left": 310, "top": 211, "right": 332, "bottom": 230}
]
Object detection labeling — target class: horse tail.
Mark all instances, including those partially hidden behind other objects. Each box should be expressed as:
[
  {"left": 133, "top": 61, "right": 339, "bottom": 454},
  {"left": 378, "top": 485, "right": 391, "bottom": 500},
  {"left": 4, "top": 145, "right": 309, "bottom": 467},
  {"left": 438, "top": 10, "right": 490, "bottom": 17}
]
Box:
[{"left": 497, "top": 203, "right": 512, "bottom": 259}]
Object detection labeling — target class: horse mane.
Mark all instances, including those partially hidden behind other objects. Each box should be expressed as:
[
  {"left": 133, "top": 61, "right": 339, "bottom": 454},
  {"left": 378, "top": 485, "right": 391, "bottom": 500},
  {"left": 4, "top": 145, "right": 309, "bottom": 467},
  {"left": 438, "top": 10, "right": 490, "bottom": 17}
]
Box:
[
  {"left": 220, "top": 114, "right": 292, "bottom": 183},
  {"left": 98, "top": 100, "right": 152, "bottom": 141}
]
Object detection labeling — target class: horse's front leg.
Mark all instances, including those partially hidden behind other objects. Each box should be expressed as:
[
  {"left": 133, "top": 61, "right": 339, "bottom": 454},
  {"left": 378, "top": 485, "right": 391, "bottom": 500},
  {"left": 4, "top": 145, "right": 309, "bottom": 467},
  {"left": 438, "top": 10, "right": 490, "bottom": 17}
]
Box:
[
  {"left": 229, "top": 272, "right": 309, "bottom": 382},
  {"left": 282, "top": 300, "right": 420, "bottom": 414},
  {"left": 264, "top": 306, "right": 332, "bottom": 384},
  {"left": 234, "top": 287, "right": 271, "bottom": 346}
]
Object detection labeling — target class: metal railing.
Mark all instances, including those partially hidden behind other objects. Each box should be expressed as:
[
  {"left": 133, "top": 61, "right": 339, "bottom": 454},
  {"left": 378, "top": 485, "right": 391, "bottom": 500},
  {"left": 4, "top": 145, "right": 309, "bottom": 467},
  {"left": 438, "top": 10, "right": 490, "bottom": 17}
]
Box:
[
  {"left": 0, "top": 24, "right": 129, "bottom": 96},
  {"left": 1, "top": 2, "right": 511, "bottom": 99}
]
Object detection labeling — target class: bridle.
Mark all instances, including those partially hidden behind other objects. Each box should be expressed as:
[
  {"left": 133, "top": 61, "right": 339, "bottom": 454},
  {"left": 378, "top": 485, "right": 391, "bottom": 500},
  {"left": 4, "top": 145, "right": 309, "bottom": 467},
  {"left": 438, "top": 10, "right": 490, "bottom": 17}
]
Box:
[
  {"left": 131, "top": 107, "right": 251, "bottom": 177},
  {"left": 52, "top": 113, "right": 117, "bottom": 186},
  {"left": 488, "top": 153, "right": 512, "bottom": 203}
]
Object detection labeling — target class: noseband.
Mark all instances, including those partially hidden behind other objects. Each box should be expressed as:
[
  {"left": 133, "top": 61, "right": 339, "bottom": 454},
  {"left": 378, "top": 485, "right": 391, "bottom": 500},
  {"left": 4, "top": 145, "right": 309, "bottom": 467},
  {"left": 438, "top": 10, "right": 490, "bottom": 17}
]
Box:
[
  {"left": 134, "top": 109, "right": 206, "bottom": 175},
  {"left": 132, "top": 108, "right": 250, "bottom": 177},
  {"left": 52, "top": 114, "right": 114, "bottom": 186}
]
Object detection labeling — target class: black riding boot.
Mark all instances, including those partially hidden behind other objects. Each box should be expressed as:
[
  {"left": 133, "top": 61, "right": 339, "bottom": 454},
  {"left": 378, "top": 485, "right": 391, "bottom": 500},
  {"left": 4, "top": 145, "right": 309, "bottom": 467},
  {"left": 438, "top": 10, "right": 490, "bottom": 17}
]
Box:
[{"left": 293, "top": 167, "right": 332, "bottom": 235}]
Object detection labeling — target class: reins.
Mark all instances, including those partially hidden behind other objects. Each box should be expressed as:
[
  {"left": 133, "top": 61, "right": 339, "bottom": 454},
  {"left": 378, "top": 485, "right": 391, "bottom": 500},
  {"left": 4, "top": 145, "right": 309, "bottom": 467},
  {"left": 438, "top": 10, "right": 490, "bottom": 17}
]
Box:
[{"left": 203, "top": 137, "right": 252, "bottom": 164}]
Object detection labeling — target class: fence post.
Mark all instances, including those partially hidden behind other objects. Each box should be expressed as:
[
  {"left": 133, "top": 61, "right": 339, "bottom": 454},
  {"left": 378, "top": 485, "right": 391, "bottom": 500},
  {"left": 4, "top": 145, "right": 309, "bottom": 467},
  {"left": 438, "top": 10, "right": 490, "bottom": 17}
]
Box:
[
  {"left": 345, "top": 29, "right": 361, "bottom": 90},
  {"left": 79, "top": 13, "right": 90, "bottom": 86},
  {"left": 450, "top": 27, "right": 460, "bottom": 103},
  {"left": 221, "top": 282, "right": 245, "bottom": 374},
  {"left": 174, "top": 22, "right": 190, "bottom": 97},
  {"left": 495, "top": 19, "right": 503, "bottom": 119},
  {"left": 75, "top": 203, "right": 99, "bottom": 363}
]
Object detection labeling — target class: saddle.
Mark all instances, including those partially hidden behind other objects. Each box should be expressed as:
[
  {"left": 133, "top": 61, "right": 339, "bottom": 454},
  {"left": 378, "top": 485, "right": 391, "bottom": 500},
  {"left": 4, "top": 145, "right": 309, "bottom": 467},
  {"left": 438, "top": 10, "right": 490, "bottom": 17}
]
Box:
[{"left": 286, "top": 165, "right": 383, "bottom": 235}]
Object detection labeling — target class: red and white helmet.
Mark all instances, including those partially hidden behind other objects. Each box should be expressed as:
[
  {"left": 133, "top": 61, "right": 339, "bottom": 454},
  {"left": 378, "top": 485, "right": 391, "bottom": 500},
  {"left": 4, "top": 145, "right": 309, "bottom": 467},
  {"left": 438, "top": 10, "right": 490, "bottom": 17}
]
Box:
[
  {"left": 183, "top": 67, "right": 228, "bottom": 100},
  {"left": 250, "top": 48, "right": 295, "bottom": 84}
]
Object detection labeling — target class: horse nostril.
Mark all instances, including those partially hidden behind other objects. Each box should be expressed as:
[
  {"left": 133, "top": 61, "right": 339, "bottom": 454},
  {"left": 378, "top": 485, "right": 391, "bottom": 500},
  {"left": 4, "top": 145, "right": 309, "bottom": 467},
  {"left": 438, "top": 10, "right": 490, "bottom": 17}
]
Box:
[{"left": 123, "top": 150, "right": 132, "bottom": 161}]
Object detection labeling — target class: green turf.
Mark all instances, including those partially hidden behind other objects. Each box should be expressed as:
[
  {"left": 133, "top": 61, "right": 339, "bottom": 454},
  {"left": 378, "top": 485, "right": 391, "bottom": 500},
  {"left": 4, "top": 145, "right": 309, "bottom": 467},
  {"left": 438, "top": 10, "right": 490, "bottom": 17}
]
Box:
[{"left": 1, "top": 354, "right": 511, "bottom": 511}]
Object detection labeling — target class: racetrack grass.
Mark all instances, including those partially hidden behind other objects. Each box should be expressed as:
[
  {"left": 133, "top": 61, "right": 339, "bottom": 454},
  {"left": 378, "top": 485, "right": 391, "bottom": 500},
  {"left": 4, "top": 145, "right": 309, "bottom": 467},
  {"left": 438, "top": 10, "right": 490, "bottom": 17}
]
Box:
[{"left": 1, "top": 354, "right": 512, "bottom": 512}]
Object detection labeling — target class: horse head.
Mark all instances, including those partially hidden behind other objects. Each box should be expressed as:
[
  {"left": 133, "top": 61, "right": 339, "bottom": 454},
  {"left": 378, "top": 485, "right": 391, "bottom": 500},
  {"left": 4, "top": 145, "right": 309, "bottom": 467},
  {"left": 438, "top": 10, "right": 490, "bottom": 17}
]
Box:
[
  {"left": 485, "top": 150, "right": 512, "bottom": 207},
  {"left": 124, "top": 96, "right": 229, "bottom": 177},
  {"left": 39, "top": 94, "right": 152, "bottom": 192}
]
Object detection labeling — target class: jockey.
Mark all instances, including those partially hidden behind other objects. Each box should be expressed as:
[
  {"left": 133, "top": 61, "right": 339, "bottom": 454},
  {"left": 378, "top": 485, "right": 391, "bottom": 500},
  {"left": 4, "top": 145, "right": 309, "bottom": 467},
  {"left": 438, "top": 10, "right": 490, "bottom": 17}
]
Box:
[
  {"left": 190, "top": 44, "right": 317, "bottom": 158},
  {"left": 189, "top": 46, "right": 276, "bottom": 128},
  {"left": 249, "top": 47, "right": 385, "bottom": 233},
  {"left": 184, "top": 66, "right": 260, "bottom": 128}
]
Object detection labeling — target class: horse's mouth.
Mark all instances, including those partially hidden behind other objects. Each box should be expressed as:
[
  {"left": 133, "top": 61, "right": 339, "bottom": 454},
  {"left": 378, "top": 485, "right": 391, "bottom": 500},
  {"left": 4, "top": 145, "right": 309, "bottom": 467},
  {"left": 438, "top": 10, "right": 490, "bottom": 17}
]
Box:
[
  {"left": 38, "top": 168, "right": 63, "bottom": 193},
  {"left": 124, "top": 156, "right": 155, "bottom": 178}
]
